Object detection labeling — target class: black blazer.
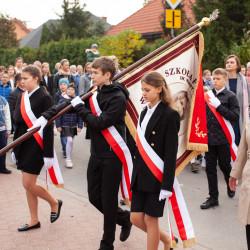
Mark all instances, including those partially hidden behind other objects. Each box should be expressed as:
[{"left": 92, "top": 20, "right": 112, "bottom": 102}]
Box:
[
  {"left": 40, "top": 75, "right": 54, "bottom": 96},
  {"left": 131, "top": 102, "right": 180, "bottom": 193},
  {"left": 13, "top": 88, "right": 54, "bottom": 167}
]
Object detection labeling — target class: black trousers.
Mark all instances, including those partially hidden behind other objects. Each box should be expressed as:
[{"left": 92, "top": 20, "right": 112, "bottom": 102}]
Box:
[
  {"left": 205, "top": 143, "right": 231, "bottom": 200},
  {"left": 87, "top": 155, "right": 130, "bottom": 250},
  {"left": 247, "top": 225, "right": 250, "bottom": 250}
]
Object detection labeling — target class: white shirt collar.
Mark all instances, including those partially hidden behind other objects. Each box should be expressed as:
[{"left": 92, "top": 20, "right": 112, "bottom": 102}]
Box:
[
  {"left": 28, "top": 86, "right": 40, "bottom": 97},
  {"left": 215, "top": 87, "right": 225, "bottom": 95},
  {"left": 146, "top": 100, "right": 161, "bottom": 114}
]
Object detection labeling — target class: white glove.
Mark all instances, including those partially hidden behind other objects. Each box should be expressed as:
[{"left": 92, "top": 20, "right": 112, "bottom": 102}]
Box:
[
  {"left": 209, "top": 97, "right": 221, "bottom": 108},
  {"left": 71, "top": 96, "right": 85, "bottom": 107},
  {"left": 43, "top": 157, "right": 53, "bottom": 171},
  {"left": 11, "top": 152, "right": 16, "bottom": 164},
  {"left": 27, "top": 116, "right": 48, "bottom": 132},
  {"left": 159, "top": 189, "right": 173, "bottom": 201}
]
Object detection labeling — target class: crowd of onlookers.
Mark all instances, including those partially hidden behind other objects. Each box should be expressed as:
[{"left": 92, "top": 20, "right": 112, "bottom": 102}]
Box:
[{"left": 0, "top": 43, "right": 122, "bottom": 171}]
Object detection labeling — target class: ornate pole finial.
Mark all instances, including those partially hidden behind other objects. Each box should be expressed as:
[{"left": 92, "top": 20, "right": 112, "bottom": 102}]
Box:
[{"left": 197, "top": 9, "right": 220, "bottom": 28}]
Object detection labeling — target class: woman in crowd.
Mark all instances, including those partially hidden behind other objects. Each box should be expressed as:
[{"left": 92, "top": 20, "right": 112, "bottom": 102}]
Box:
[
  {"left": 7, "top": 65, "right": 16, "bottom": 89},
  {"left": 13, "top": 65, "right": 62, "bottom": 231},
  {"left": 130, "top": 71, "right": 180, "bottom": 250},
  {"left": 41, "top": 62, "right": 54, "bottom": 97},
  {"left": 225, "top": 54, "right": 250, "bottom": 145},
  {"left": 53, "top": 59, "right": 76, "bottom": 95},
  {"left": 78, "top": 62, "right": 92, "bottom": 96}
]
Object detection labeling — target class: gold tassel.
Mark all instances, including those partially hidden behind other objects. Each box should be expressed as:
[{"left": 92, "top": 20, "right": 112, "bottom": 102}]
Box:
[
  {"left": 55, "top": 184, "right": 65, "bottom": 188},
  {"left": 123, "top": 198, "right": 131, "bottom": 208},
  {"left": 183, "top": 238, "right": 196, "bottom": 248},
  {"left": 170, "top": 240, "right": 178, "bottom": 248}
]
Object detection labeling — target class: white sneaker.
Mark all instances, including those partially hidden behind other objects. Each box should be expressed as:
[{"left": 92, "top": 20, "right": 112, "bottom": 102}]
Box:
[
  {"left": 65, "top": 159, "right": 73, "bottom": 168},
  {"left": 201, "top": 157, "right": 206, "bottom": 168}
]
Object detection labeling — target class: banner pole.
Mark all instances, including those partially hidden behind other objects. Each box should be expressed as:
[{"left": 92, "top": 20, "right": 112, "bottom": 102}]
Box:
[
  {"left": 0, "top": 89, "right": 97, "bottom": 156},
  {"left": 113, "top": 9, "right": 219, "bottom": 82}
]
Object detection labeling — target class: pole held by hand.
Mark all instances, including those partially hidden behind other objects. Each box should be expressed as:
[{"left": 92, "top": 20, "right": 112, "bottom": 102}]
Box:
[{"left": 0, "top": 89, "right": 96, "bottom": 157}]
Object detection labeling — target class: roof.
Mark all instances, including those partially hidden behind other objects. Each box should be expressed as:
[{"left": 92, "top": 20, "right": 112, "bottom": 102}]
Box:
[
  {"left": 19, "top": 19, "right": 59, "bottom": 49},
  {"left": 19, "top": 13, "right": 112, "bottom": 49},
  {"left": 106, "top": 0, "right": 164, "bottom": 36}
]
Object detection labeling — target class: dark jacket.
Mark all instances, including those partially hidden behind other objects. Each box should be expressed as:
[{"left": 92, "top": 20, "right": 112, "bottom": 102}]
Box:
[
  {"left": 206, "top": 88, "right": 239, "bottom": 145},
  {"left": 55, "top": 95, "right": 83, "bottom": 129},
  {"left": 40, "top": 75, "right": 55, "bottom": 97},
  {"left": 130, "top": 102, "right": 180, "bottom": 193},
  {"left": 87, "top": 50, "right": 100, "bottom": 62},
  {"left": 42, "top": 82, "right": 129, "bottom": 159},
  {"left": 13, "top": 88, "right": 54, "bottom": 167},
  {"left": 7, "top": 87, "right": 25, "bottom": 126},
  {"left": 54, "top": 90, "right": 63, "bottom": 105},
  {"left": 53, "top": 70, "right": 76, "bottom": 95}
]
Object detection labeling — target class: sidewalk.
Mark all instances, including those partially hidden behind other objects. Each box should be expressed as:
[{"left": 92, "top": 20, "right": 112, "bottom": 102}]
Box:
[{"left": 0, "top": 167, "right": 149, "bottom": 250}]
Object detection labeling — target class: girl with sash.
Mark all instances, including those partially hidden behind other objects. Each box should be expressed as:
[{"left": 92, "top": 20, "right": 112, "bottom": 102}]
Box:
[
  {"left": 130, "top": 71, "right": 180, "bottom": 250},
  {"left": 13, "top": 65, "right": 62, "bottom": 231}
]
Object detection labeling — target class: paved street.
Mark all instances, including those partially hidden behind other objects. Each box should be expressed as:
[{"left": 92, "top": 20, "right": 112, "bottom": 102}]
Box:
[{"left": 1, "top": 128, "right": 248, "bottom": 250}]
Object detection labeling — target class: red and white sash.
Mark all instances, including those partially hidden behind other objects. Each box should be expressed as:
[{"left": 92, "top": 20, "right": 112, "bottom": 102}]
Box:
[
  {"left": 21, "top": 91, "right": 64, "bottom": 188},
  {"left": 89, "top": 90, "right": 132, "bottom": 202},
  {"left": 205, "top": 90, "right": 238, "bottom": 163},
  {"left": 136, "top": 120, "right": 195, "bottom": 248}
]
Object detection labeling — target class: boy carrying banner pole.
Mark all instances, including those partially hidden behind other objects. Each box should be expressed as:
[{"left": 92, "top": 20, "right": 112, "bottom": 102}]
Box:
[
  {"left": 29, "top": 57, "right": 132, "bottom": 250},
  {"left": 202, "top": 68, "right": 239, "bottom": 209}
]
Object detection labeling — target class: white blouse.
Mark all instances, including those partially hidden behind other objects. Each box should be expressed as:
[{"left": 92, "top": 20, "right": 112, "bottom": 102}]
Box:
[{"left": 141, "top": 101, "right": 161, "bottom": 134}]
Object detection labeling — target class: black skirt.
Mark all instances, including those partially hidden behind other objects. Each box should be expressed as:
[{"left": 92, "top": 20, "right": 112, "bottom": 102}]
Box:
[{"left": 61, "top": 127, "right": 77, "bottom": 137}]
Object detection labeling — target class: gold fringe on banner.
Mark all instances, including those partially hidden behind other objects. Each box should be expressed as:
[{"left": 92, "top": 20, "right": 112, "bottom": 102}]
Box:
[
  {"left": 175, "top": 151, "right": 202, "bottom": 176},
  {"left": 55, "top": 184, "right": 65, "bottom": 188},
  {"left": 183, "top": 238, "right": 196, "bottom": 248},
  {"left": 170, "top": 240, "right": 178, "bottom": 249}
]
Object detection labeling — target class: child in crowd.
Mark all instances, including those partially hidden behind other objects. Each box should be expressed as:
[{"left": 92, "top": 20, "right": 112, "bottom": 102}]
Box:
[
  {"left": 86, "top": 44, "right": 100, "bottom": 62},
  {"left": 0, "top": 95, "right": 11, "bottom": 174},
  {"left": 55, "top": 83, "right": 83, "bottom": 168},
  {"left": 54, "top": 78, "right": 69, "bottom": 157},
  {"left": 203, "top": 69, "right": 213, "bottom": 89},
  {"left": 0, "top": 71, "right": 12, "bottom": 101}
]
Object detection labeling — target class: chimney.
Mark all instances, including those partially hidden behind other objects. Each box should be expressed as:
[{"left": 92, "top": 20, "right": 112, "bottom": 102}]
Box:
[{"left": 101, "top": 17, "right": 107, "bottom": 22}]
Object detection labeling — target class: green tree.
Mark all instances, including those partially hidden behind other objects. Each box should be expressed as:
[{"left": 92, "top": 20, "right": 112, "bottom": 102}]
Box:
[
  {"left": 59, "top": 0, "right": 91, "bottom": 39},
  {"left": 91, "top": 19, "right": 106, "bottom": 37},
  {"left": 100, "top": 29, "right": 146, "bottom": 68},
  {"left": 0, "top": 13, "right": 18, "bottom": 49},
  {"left": 192, "top": 0, "right": 250, "bottom": 70},
  {"left": 231, "top": 29, "right": 250, "bottom": 67}
]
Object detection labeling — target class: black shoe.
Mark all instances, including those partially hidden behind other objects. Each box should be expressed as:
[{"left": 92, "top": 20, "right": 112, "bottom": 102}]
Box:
[
  {"left": 200, "top": 198, "right": 219, "bottom": 209},
  {"left": 227, "top": 189, "right": 235, "bottom": 198},
  {"left": 18, "top": 221, "right": 40, "bottom": 231},
  {"left": 120, "top": 222, "right": 132, "bottom": 242},
  {"left": 50, "top": 199, "right": 63, "bottom": 223},
  {"left": 0, "top": 169, "right": 12, "bottom": 174},
  {"left": 63, "top": 152, "right": 66, "bottom": 158}
]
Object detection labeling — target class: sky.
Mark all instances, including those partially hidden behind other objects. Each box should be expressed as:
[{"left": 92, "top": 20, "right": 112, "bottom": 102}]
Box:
[{"left": 1, "top": 0, "right": 144, "bottom": 29}]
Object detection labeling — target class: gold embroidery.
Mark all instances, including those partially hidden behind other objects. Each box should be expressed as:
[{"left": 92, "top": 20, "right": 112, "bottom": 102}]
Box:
[{"left": 195, "top": 117, "right": 207, "bottom": 138}]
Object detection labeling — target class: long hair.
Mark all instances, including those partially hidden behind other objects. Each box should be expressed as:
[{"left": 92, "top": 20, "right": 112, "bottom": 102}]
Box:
[
  {"left": 41, "top": 62, "right": 51, "bottom": 77},
  {"left": 141, "top": 71, "right": 172, "bottom": 106}
]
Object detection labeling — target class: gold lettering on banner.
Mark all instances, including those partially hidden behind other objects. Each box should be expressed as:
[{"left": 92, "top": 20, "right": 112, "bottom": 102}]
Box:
[{"left": 195, "top": 117, "right": 207, "bottom": 138}]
